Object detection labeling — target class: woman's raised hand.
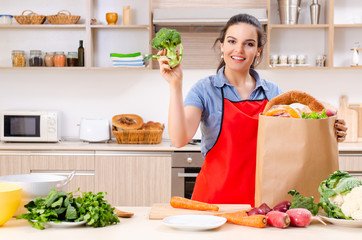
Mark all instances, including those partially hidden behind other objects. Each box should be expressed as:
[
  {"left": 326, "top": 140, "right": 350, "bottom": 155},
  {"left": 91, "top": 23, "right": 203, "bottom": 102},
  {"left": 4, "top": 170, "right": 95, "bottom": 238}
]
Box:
[{"left": 157, "top": 49, "right": 183, "bottom": 87}]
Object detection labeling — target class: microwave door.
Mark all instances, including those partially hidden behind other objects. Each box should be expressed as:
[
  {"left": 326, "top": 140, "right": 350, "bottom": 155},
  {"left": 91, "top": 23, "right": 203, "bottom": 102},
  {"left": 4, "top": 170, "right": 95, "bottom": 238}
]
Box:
[{"left": 3, "top": 115, "right": 41, "bottom": 141}]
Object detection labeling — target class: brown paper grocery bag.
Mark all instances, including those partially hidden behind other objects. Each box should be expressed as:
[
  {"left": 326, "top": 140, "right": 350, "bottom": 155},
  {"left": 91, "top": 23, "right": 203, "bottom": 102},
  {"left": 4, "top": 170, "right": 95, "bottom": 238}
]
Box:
[{"left": 255, "top": 114, "right": 339, "bottom": 207}]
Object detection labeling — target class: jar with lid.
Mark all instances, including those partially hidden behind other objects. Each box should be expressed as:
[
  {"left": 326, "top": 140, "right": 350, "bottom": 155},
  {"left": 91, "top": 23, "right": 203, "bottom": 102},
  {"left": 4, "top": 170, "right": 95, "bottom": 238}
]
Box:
[
  {"left": 66, "top": 52, "right": 78, "bottom": 67},
  {"left": 12, "top": 50, "right": 26, "bottom": 67},
  {"left": 54, "top": 51, "right": 66, "bottom": 67},
  {"left": 44, "top": 52, "right": 55, "bottom": 67},
  {"left": 29, "top": 50, "right": 43, "bottom": 67}
]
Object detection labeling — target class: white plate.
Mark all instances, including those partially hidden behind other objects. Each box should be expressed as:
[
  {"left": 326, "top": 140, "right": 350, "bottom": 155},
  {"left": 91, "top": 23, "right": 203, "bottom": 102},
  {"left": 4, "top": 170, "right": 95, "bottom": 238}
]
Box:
[
  {"left": 319, "top": 216, "right": 362, "bottom": 227},
  {"left": 31, "top": 220, "right": 87, "bottom": 228},
  {"left": 162, "top": 215, "right": 227, "bottom": 231}
]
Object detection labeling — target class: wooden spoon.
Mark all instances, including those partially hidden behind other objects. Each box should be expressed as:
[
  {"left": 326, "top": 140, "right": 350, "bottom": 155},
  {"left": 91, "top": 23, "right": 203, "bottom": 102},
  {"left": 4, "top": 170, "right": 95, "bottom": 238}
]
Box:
[{"left": 115, "top": 208, "right": 134, "bottom": 218}]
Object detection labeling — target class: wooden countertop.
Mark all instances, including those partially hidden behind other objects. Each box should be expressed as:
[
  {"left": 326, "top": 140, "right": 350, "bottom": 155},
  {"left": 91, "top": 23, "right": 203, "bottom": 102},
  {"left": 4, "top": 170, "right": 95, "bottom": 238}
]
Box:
[
  {"left": 2, "top": 207, "right": 361, "bottom": 240},
  {"left": 0, "top": 139, "right": 200, "bottom": 152},
  {"left": 0, "top": 140, "right": 361, "bottom": 153}
]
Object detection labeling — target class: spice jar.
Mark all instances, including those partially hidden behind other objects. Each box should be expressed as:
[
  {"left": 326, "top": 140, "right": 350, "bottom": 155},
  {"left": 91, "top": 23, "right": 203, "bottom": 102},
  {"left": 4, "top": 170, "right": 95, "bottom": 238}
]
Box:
[
  {"left": 12, "top": 50, "right": 26, "bottom": 67},
  {"left": 29, "top": 50, "right": 43, "bottom": 67},
  {"left": 66, "top": 52, "right": 78, "bottom": 67},
  {"left": 54, "top": 51, "right": 66, "bottom": 67},
  {"left": 44, "top": 52, "right": 55, "bottom": 67}
]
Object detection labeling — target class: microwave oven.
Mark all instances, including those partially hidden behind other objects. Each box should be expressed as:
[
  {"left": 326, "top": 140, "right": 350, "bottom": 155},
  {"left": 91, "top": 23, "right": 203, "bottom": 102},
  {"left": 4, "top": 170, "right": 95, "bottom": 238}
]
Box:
[{"left": 0, "top": 111, "right": 60, "bottom": 142}]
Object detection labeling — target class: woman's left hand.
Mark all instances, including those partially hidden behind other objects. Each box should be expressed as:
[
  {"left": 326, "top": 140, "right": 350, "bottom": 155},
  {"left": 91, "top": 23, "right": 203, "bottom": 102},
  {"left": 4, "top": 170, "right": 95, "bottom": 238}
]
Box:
[{"left": 335, "top": 119, "right": 347, "bottom": 142}]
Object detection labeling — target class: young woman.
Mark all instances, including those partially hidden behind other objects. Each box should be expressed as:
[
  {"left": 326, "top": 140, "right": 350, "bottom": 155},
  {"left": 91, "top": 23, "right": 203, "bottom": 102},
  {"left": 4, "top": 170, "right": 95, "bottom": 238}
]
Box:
[{"left": 157, "top": 14, "right": 347, "bottom": 205}]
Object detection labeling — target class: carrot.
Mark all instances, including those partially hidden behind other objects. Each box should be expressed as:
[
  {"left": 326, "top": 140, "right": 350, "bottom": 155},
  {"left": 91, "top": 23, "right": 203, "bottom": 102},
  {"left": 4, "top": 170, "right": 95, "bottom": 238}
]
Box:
[
  {"left": 226, "top": 214, "right": 267, "bottom": 228},
  {"left": 170, "top": 196, "right": 219, "bottom": 211},
  {"left": 215, "top": 210, "right": 248, "bottom": 221}
]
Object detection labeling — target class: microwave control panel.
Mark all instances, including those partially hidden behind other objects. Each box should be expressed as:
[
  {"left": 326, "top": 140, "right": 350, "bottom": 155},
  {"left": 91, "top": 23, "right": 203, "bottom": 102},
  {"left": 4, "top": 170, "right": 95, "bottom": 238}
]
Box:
[{"left": 47, "top": 112, "right": 58, "bottom": 141}]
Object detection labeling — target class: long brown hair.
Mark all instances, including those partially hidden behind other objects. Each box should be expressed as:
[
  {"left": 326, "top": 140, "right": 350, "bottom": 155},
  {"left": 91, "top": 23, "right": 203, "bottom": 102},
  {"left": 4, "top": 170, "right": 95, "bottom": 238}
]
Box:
[{"left": 214, "top": 14, "right": 266, "bottom": 72}]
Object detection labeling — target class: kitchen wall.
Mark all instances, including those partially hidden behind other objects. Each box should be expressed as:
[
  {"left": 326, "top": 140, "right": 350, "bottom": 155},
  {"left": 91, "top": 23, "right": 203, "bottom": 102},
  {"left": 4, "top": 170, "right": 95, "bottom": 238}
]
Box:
[{"left": 1, "top": 68, "right": 361, "bottom": 139}]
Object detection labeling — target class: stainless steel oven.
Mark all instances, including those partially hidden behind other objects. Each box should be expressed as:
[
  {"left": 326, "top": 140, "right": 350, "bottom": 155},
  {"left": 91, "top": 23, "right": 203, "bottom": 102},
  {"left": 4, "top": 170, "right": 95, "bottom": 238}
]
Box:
[{"left": 171, "top": 152, "right": 204, "bottom": 199}]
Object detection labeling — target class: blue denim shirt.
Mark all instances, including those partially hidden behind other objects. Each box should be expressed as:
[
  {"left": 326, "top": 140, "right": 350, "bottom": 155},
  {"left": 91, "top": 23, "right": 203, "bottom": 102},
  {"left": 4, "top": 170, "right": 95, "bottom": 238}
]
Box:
[{"left": 184, "top": 67, "right": 283, "bottom": 157}]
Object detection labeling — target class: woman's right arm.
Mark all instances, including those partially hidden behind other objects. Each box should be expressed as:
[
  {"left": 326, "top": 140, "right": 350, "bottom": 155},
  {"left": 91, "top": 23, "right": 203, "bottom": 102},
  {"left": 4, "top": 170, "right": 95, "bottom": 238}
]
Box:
[{"left": 158, "top": 50, "right": 202, "bottom": 147}]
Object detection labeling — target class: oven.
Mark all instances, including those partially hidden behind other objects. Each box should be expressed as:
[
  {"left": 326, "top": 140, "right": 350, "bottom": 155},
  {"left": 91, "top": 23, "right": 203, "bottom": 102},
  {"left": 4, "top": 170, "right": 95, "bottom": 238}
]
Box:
[{"left": 171, "top": 151, "right": 204, "bottom": 199}]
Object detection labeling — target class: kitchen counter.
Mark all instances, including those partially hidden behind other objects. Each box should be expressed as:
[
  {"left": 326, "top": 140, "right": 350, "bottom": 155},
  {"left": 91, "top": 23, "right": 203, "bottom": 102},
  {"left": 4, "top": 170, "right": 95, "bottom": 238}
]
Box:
[
  {"left": 0, "top": 139, "right": 200, "bottom": 152},
  {"left": 0, "top": 139, "right": 361, "bottom": 152},
  {"left": 2, "top": 207, "right": 361, "bottom": 240}
]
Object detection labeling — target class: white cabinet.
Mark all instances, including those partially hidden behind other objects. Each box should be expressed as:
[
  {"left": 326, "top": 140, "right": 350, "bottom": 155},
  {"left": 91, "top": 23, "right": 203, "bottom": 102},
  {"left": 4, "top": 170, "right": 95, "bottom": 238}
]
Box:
[
  {"left": 95, "top": 151, "right": 171, "bottom": 206},
  {"left": 0, "top": 0, "right": 151, "bottom": 69}
]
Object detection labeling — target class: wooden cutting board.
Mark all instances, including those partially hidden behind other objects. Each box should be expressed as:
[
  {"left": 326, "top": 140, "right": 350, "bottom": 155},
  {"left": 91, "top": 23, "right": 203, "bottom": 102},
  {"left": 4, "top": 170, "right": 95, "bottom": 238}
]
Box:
[
  {"left": 149, "top": 203, "right": 251, "bottom": 220},
  {"left": 348, "top": 102, "right": 362, "bottom": 142},
  {"left": 337, "top": 95, "right": 358, "bottom": 142}
]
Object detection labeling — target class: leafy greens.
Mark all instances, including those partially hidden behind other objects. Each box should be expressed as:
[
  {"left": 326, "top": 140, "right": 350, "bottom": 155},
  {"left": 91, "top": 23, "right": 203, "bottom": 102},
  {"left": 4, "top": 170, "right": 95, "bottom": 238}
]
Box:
[
  {"left": 288, "top": 190, "right": 319, "bottom": 216},
  {"left": 16, "top": 188, "right": 119, "bottom": 230},
  {"left": 301, "top": 109, "right": 328, "bottom": 119}
]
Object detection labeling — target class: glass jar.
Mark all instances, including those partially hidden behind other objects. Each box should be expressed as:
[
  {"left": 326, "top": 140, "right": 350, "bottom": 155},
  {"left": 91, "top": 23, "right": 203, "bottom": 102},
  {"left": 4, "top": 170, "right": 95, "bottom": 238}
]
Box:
[
  {"left": 44, "top": 52, "right": 55, "bottom": 67},
  {"left": 66, "top": 52, "right": 78, "bottom": 67},
  {"left": 54, "top": 51, "right": 66, "bottom": 67},
  {"left": 12, "top": 50, "right": 26, "bottom": 67},
  {"left": 29, "top": 50, "right": 43, "bottom": 67}
]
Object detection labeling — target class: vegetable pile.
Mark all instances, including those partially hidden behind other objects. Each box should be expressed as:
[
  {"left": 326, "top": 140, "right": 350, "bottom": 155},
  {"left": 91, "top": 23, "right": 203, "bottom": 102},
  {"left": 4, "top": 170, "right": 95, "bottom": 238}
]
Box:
[
  {"left": 319, "top": 170, "right": 362, "bottom": 220},
  {"left": 301, "top": 109, "right": 328, "bottom": 119},
  {"left": 17, "top": 188, "right": 119, "bottom": 230},
  {"left": 145, "top": 27, "right": 183, "bottom": 68}
]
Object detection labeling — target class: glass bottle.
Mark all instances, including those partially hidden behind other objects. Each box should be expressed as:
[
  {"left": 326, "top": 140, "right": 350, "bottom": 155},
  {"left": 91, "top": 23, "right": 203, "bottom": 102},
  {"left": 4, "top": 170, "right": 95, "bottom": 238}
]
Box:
[
  {"left": 12, "top": 50, "right": 26, "bottom": 67},
  {"left": 29, "top": 50, "right": 43, "bottom": 67},
  {"left": 54, "top": 51, "right": 66, "bottom": 67},
  {"left": 66, "top": 52, "right": 78, "bottom": 67},
  {"left": 44, "top": 52, "right": 55, "bottom": 67},
  {"left": 78, "top": 40, "right": 84, "bottom": 67}
]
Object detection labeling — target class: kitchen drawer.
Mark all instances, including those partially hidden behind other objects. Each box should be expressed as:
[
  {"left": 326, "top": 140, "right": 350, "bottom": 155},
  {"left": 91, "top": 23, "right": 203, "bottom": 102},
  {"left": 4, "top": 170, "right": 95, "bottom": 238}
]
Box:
[{"left": 339, "top": 153, "right": 362, "bottom": 180}]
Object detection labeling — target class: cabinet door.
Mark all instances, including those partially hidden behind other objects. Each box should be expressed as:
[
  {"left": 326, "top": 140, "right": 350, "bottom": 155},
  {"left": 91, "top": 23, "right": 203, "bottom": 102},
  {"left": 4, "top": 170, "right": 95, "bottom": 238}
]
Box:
[
  {"left": 30, "top": 151, "right": 95, "bottom": 193},
  {"left": 339, "top": 154, "right": 362, "bottom": 180},
  {"left": 0, "top": 151, "right": 31, "bottom": 175},
  {"left": 95, "top": 151, "right": 172, "bottom": 206}
]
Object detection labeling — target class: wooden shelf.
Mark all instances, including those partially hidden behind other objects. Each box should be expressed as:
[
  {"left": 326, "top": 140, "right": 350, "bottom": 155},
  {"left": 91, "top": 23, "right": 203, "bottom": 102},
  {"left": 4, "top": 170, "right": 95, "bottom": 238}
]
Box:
[
  {"left": 0, "top": 24, "right": 86, "bottom": 29},
  {"left": 334, "top": 24, "right": 362, "bottom": 28},
  {"left": 267, "top": 66, "right": 330, "bottom": 70},
  {"left": 0, "top": 66, "right": 150, "bottom": 70},
  {"left": 90, "top": 25, "right": 150, "bottom": 30},
  {"left": 269, "top": 24, "right": 329, "bottom": 29}
]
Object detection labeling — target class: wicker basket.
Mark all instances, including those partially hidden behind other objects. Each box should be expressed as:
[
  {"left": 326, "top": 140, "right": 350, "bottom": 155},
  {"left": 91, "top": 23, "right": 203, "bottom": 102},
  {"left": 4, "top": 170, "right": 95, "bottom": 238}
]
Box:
[
  {"left": 46, "top": 10, "right": 80, "bottom": 24},
  {"left": 112, "top": 126, "right": 164, "bottom": 144},
  {"left": 14, "top": 10, "right": 46, "bottom": 24}
]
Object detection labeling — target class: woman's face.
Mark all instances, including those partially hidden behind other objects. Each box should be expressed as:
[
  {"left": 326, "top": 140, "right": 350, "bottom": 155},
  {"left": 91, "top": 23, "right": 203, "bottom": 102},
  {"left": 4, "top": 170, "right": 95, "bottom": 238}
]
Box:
[{"left": 220, "top": 23, "right": 261, "bottom": 72}]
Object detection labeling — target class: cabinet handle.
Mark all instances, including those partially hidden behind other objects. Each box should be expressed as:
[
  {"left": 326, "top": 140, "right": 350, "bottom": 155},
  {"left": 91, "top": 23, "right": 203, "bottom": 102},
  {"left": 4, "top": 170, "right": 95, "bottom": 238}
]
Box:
[
  {"left": 339, "top": 153, "right": 362, "bottom": 156},
  {"left": 177, "top": 173, "right": 198, "bottom": 178}
]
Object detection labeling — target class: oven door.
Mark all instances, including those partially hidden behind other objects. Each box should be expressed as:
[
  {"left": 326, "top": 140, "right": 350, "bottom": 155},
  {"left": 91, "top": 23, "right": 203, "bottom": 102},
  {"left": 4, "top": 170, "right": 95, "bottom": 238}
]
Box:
[{"left": 172, "top": 167, "right": 200, "bottom": 199}]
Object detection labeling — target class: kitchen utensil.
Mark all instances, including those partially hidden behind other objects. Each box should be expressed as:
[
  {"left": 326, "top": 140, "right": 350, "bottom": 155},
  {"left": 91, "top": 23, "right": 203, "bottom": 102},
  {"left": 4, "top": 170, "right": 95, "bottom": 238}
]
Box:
[
  {"left": 278, "top": 0, "right": 302, "bottom": 24},
  {"left": 79, "top": 118, "right": 110, "bottom": 142},
  {"left": 115, "top": 208, "right": 134, "bottom": 218},
  {"left": 0, "top": 172, "right": 74, "bottom": 216},
  {"left": 0, "top": 183, "right": 22, "bottom": 226},
  {"left": 348, "top": 102, "right": 362, "bottom": 142},
  {"left": 310, "top": 0, "right": 321, "bottom": 24},
  {"left": 337, "top": 95, "right": 358, "bottom": 142},
  {"left": 149, "top": 203, "right": 250, "bottom": 220}
]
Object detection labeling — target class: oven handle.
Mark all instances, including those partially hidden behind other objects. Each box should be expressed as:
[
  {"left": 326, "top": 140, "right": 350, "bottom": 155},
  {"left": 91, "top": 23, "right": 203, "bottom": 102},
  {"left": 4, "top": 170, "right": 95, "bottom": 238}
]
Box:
[{"left": 178, "top": 173, "right": 199, "bottom": 178}]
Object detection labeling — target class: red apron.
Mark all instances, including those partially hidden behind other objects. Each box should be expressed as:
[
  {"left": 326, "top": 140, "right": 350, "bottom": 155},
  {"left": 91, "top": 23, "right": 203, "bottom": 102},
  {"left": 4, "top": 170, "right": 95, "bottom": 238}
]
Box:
[{"left": 192, "top": 89, "right": 268, "bottom": 206}]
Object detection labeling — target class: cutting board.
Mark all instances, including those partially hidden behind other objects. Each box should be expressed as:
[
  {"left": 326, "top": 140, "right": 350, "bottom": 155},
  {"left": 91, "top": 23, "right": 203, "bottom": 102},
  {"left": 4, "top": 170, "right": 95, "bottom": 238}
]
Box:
[
  {"left": 149, "top": 203, "right": 251, "bottom": 220},
  {"left": 337, "top": 95, "right": 358, "bottom": 142},
  {"left": 348, "top": 102, "right": 362, "bottom": 142}
]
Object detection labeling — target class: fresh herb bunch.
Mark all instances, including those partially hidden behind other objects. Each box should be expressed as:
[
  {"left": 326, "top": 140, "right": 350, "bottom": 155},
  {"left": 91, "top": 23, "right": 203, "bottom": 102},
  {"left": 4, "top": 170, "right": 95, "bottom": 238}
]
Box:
[
  {"left": 301, "top": 109, "right": 328, "bottom": 119},
  {"left": 17, "top": 188, "right": 119, "bottom": 230},
  {"left": 288, "top": 190, "right": 319, "bottom": 216}
]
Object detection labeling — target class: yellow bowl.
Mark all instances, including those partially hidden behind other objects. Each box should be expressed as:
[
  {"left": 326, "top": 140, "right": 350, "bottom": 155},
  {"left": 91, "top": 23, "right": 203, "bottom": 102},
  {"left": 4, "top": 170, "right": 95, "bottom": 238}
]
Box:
[{"left": 0, "top": 183, "right": 22, "bottom": 226}]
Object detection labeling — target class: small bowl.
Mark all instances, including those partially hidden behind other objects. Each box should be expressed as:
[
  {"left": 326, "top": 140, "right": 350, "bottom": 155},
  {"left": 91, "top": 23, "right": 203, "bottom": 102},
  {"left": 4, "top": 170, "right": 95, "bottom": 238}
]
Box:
[{"left": 0, "top": 183, "right": 22, "bottom": 226}]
